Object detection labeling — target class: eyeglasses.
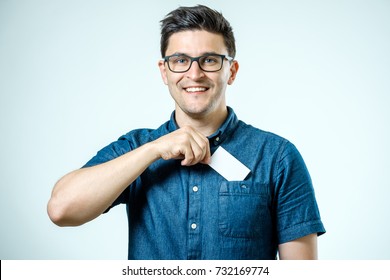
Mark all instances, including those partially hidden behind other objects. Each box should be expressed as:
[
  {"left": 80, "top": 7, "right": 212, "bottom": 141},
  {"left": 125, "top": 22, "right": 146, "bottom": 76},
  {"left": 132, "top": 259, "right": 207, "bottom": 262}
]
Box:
[{"left": 163, "top": 53, "right": 234, "bottom": 73}]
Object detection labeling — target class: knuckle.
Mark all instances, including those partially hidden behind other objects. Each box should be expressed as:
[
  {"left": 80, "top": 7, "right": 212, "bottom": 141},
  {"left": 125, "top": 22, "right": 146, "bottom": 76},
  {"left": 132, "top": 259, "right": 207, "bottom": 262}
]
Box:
[
  {"left": 186, "top": 152, "right": 194, "bottom": 161},
  {"left": 199, "top": 141, "right": 207, "bottom": 150},
  {"left": 181, "top": 126, "right": 193, "bottom": 133}
]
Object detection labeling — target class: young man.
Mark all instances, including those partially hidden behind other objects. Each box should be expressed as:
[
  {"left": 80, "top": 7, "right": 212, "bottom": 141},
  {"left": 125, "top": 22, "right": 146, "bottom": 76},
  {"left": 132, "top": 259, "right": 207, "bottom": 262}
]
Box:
[{"left": 47, "top": 5, "right": 325, "bottom": 260}]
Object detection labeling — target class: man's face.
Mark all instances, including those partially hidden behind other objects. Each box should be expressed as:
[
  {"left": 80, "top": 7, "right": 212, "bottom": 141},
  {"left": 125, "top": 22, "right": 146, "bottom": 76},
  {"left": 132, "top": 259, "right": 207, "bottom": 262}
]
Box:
[{"left": 159, "top": 30, "right": 238, "bottom": 119}]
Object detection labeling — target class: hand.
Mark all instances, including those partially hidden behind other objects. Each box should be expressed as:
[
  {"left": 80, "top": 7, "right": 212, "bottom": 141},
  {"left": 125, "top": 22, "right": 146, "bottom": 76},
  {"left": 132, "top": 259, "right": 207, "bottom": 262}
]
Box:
[{"left": 152, "top": 126, "right": 211, "bottom": 166}]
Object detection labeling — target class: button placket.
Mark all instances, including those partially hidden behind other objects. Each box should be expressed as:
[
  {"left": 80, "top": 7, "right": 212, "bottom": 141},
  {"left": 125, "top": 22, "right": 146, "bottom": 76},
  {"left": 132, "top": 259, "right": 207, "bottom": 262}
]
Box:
[
  {"left": 191, "top": 185, "right": 199, "bottom": 230},
  {"left": 187, "top": 168, "right": 202, "bottom": 259}
]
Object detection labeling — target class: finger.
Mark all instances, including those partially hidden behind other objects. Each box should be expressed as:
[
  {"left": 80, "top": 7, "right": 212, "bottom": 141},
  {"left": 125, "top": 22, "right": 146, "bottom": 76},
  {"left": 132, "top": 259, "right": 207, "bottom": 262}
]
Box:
[
  {"left": 190, "top": 130, "right": 210, "bottom": 164},
  {"left": 180, "top": 132, "right": 208, "bottom": 166},
  {"left": 181, "top": 134, "right": 208, "bottom": 166},
  {"left": 158, "top": 126, "right": 210, "bottom": 166},
  {"left": 189, "top": 137, "right": 206, "bottom": 165},
  {"left": 200, "top": 142, "right": 211, "bottom": 164},
  {"left": 180, "top": 145, "right": 195, "bottom": 166}
]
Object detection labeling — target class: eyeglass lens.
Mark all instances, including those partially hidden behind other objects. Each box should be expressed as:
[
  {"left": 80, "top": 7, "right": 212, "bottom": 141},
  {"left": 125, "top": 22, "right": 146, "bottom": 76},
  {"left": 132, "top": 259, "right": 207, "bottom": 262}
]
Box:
[{"left": 167, "top": 55, "right": 224, "bottom": 72}]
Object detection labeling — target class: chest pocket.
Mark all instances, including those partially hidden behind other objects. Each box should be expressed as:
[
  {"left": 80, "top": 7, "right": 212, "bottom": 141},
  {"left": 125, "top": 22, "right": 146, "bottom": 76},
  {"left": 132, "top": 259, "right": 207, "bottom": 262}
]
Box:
[{"left": 219, "top": 181, "right": 270, "bottom": 239}]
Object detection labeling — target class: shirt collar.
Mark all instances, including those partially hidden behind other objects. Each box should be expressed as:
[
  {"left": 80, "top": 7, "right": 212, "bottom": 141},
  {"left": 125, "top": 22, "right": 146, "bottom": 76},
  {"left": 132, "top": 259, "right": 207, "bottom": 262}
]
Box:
[{"left": 167, "top": 106, "right": 239, "bottom": 145}]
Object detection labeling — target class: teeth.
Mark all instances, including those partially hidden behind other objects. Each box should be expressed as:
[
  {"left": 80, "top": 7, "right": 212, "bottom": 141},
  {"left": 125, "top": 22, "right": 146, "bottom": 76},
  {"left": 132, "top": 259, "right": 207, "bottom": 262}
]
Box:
[{"left": 185, "top": 87, "right": 207, "bottom": 92}]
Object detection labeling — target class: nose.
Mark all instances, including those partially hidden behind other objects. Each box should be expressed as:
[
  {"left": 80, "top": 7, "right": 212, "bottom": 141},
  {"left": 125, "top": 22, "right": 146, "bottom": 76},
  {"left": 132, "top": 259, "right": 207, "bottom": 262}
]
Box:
[{"left": 186, "top": 60, "right": 205, "bottom": 80}]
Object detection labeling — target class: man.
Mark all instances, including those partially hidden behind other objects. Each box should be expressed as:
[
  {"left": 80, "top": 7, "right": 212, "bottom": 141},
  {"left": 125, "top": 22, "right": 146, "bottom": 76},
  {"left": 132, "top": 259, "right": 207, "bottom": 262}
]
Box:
[{"left": 47, "top": 5, "right": 325, "bottom": 260}]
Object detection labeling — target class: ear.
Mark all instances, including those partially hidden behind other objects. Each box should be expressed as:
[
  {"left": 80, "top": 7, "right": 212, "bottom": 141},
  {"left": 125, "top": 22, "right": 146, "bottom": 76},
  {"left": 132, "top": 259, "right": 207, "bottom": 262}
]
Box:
[
  {"left": 158, "top": 60, "right": 168, "bottom": 85},
  {"left": 227, "top": 60, "right": 239, "bottom": 85}
]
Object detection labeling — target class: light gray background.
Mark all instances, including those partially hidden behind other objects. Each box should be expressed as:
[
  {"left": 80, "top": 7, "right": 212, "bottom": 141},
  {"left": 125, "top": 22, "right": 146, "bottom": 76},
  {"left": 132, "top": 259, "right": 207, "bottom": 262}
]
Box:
[{"left": 1, "top": 0, "right": 389, "bottom": 259}]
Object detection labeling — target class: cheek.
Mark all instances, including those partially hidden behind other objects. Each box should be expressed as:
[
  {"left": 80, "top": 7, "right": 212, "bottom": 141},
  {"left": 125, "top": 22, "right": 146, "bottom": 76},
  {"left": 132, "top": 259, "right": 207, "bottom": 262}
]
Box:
[
  {"left": 166, "top": 72, "right": 183, "bottom": 86},
  {"left": 167, "top": 78, "right": 183, "bottom": 96},
  {"left": 214, "top": 73, "right": 230, "bottom": 88},
  {"left": 220, "top": 67, "right": 232, "bottom": 82}
]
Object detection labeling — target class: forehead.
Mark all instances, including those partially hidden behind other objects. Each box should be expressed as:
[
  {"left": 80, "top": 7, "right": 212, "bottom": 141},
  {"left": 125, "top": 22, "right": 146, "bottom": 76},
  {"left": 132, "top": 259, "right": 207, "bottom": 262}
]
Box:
[{"left": 166, "top": 30, "right": 227, "bottom": 56}]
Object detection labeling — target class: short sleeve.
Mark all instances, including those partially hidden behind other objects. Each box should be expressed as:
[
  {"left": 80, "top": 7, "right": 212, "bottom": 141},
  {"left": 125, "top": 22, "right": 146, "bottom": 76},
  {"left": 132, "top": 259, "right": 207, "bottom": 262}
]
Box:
[
  {"left": 274, "top": 141, "right": 325, "bottom": 244},
  {"left": 82, "top": 137, "right": 133, "bottom": 212},
  {"left": 83, "top": 137, "right": 132, "bottom": 168}
]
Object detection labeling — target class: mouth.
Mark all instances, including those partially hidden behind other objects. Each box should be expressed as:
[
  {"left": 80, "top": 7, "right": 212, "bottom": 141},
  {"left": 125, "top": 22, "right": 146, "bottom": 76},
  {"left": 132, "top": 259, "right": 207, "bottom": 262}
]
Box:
[{"left": 184, "top": 86, "right": 209, "bottom": 93}]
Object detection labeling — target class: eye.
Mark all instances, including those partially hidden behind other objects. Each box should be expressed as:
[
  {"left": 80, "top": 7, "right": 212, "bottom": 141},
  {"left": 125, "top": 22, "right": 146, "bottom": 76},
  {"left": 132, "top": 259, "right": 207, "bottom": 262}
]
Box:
[
  {"left": 202, "top": 56, "right": 219, "bottom": 64},
  {"left": 172, "top": 56, "right": 189, "bottom": 64}
]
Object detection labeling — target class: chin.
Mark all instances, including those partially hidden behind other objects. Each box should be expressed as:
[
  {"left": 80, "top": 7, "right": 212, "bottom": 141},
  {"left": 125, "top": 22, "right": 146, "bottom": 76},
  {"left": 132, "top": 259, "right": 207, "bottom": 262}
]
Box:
[{"left": 183, "top": 105, "right": 214, "bottom": 117}]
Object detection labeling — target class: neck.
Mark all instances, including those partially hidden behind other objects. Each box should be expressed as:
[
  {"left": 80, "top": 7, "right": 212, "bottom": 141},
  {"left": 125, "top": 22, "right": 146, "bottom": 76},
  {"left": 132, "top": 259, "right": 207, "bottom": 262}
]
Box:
[{"left": 175, "top": 106, "right": 228, "bottom": 136}]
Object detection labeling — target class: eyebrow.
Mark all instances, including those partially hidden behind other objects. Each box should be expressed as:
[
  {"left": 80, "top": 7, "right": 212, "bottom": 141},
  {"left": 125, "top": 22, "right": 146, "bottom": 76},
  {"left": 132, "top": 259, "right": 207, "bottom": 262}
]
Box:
[{"left": 170, "top": 52, "right": 220, "bottom": 57}]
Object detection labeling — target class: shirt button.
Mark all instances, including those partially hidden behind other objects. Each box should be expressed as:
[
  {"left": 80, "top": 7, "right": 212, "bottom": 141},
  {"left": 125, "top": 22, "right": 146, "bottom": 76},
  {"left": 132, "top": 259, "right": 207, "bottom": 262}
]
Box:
[
  {"left": 192, "top": 186, "right": 199, "bottom": 192},
  {"left": 191, "top": 223, "right": 197, "bottom": 230},
  {"left": 213, "top": 137, "right": 220, "bottom": 146}
]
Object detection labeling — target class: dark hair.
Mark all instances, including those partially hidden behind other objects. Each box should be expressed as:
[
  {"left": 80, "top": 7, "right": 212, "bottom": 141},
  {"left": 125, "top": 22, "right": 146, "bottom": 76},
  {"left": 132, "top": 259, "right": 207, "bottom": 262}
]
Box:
[{"left": 160, "top": 5, "right": 236, "bottom": 58}]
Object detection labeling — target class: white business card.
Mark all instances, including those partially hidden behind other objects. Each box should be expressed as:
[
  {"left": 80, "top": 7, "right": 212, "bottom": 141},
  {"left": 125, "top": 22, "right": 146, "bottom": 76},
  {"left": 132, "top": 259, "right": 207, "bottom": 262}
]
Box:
[{"left": 208, "top": 146, "right": 251, "bottom": 181}]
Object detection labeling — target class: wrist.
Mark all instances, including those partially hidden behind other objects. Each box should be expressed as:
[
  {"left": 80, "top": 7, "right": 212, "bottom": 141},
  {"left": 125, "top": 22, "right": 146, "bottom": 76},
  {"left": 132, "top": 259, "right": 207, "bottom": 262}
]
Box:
[{"left": 143, "top": 141, "right": 163, "bottom": 162}]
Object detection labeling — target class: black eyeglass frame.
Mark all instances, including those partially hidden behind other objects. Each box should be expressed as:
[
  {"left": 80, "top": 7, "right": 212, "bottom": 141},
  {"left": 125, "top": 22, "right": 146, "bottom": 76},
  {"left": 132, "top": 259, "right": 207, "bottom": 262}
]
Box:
[{"left": 163, "top": 53, "right": 234, "bottom": 73}]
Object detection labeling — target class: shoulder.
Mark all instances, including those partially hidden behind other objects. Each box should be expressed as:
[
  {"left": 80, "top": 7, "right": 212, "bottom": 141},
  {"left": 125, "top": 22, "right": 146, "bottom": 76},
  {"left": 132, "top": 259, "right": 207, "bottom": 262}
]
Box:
[
  {"left": 119, "top": 119, "right": 172, "bottom": 145},
  {"left": 83, "top": 120, "right": 171, "bottom": 167},
  {"left": 233, "top": 120, "right": 305, "bottom": 170},
  {"left": 236, "top": 119, "right": 291, "bottom": 149}
]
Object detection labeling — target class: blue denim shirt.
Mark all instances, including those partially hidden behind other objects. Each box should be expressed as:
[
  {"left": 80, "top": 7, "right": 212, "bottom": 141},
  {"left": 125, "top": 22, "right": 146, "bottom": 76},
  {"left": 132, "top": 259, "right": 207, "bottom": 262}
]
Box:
[{"left": 84, "top": 107, "right": 325, "bottom": 259}]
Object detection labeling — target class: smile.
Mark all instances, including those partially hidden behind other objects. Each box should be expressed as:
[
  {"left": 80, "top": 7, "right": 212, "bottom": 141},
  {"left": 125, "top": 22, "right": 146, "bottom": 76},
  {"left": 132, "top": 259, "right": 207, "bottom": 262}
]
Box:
[{"left": 185, "top": 87, "right": 208, "bottom": 93}]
